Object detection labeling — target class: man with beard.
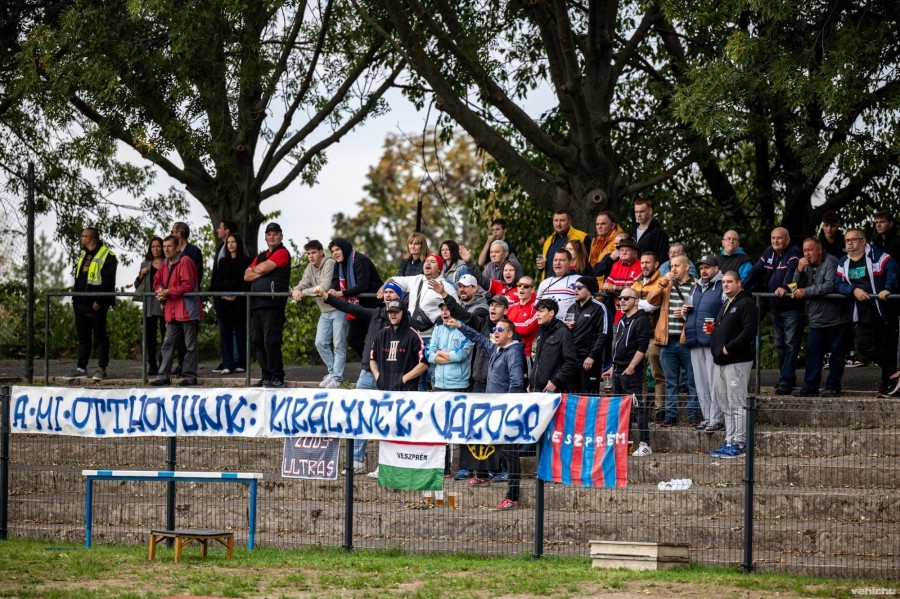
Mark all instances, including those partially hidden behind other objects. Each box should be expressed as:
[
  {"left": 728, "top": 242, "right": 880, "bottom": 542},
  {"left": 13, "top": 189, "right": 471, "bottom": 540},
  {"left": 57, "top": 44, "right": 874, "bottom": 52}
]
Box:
[
  {"left": 631, "top": 250, "right": 665, "bottom": 420},
  {"left": 536, "top": 248, "right": 581, "bottom": 321}
]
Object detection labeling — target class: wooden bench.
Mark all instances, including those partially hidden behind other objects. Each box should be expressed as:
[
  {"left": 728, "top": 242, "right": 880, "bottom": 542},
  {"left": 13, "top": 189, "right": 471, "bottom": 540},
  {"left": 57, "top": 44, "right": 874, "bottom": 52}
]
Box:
[{"left": 149, "top": 529, "right": 234, "bottom": 563}]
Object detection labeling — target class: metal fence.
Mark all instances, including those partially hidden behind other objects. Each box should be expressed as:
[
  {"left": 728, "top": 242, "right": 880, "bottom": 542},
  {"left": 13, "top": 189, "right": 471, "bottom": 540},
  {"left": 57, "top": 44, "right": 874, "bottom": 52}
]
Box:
[{"left": 1, "top": 387, "right": 897, "bottom": 579}]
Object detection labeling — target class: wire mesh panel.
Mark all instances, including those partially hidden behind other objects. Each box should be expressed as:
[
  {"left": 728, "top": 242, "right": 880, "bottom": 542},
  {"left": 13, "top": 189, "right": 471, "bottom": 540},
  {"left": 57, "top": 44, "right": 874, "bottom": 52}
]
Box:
[{"left": 752, "top": 397, "right": 900, "bottom": 579}]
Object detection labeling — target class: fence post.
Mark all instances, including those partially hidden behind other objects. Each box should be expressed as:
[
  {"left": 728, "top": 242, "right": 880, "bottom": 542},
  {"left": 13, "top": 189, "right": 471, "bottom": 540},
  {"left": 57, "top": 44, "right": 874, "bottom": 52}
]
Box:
[
  {"left": 166, "top": 438, "right": 177, "bottom": 541},
  {"left": 343, "top": 441, "right": 355, "bottom": 551},
  {"left": 753, "top": 296, "right": 762, "bottom": 394},
  {"left": 742, "top": 395, "right": 757, "bottom": 573},
  {"left": 43, "top": 294, "right": 50, "bottom": 385},
  {"left": 1, "top": 385, "right": 10, "bottom": 540},
  {"left": 26, "top": 163, "right": 35, "bottom": 384},
  {"left": 532, "top": 444, "right": 544, "bottom": 559}
]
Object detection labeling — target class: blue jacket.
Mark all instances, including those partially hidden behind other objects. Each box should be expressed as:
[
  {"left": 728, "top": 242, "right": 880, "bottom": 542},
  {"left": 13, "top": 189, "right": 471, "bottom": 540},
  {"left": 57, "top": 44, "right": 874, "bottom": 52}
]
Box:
[
  {"left": 836, "top": 244, "right": 899, "bottom": 323},
  {"left": 458, "top": 324, "right": 526, "bottom": 393},
  {"left": 683, "top": 273, "right": 723, "bottom": 348},
  {"left": 743, "top": 244, "right": 802, "bottom": 311},
  {"left": 427, "top": 324, "right": 473, "bottom": 390}
]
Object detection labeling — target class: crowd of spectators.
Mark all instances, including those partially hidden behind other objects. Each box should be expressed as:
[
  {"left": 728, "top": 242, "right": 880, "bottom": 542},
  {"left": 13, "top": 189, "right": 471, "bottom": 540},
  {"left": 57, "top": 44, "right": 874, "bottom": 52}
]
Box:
[{"left": 66, "top": 204, "right": 900, "bottom": 499}]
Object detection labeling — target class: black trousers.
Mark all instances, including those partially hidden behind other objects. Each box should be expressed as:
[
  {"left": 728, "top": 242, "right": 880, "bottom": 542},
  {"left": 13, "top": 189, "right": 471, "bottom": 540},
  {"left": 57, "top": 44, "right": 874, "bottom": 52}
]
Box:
[
  {"left": 614, "top": 366, "right": 648, "bottom": 444},
  {"left": 252, "top": 307, "right": 286, "bottom": 381},
  {"left": 74, "top": 304, "right": 109, "bottom": 369},
  {"left": 856, "top": 320, "right": 898, "bottom": 392}
]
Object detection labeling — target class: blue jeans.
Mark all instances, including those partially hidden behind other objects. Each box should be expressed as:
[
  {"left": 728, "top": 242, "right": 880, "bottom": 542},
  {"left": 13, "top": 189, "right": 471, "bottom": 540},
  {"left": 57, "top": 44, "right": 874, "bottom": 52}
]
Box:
[
  {"left": 772, "top": 309, "right": 803, "bottom": 388},
  {"left": 316, "top": 310, "right": 348, "bottom": 382},
  {"left": 352, "top": 369, "right": 377, "bottom": 463},
  {"left": 803, "top": 324, "right": 846, "bottom": 392},
  {"left": 660, "top": 339, "right": 700, "bottom": 422}
]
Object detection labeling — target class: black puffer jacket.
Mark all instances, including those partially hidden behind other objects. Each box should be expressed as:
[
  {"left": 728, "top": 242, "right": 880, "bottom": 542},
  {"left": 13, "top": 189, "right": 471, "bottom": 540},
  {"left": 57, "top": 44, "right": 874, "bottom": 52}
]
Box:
[
  {"left": 530, "top": 317, "right": 578, "bottom": 392},
  {"left": 329, "top": 238, "right": 383, "bottom": 308}
]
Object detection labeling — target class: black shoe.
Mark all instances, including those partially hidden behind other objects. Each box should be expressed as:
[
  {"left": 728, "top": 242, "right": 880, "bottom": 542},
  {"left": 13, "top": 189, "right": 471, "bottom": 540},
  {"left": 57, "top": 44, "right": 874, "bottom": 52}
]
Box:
[
  {"left": 172, "top": 366, "right": 182, "bottom": 377},
  {"left": 791, "top": 389, "right": 818, "bottom": 397},
  {"left": 253, "top": 379, "right": 270, "bottom": 388},
  {"left": 774, "top": 384, "right": 792, "bottom": 395},
  {"left": 268, "top": 378, "right": 285, "bottom": 388},
  {"left": 150, "top": 378, "right": 170, "bottom": 387},
  {"left": 181, "top": 379, "right": 198, "bottom": 387},
  {"left": 821, "top": 389, "right": 841, "bottom": 397}
]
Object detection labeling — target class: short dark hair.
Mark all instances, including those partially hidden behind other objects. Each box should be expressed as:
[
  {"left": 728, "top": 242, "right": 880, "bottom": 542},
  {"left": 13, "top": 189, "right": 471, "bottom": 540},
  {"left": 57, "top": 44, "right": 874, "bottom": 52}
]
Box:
[
  {"left": 875, "top": 210, "right": 894, "bottom": 223},
  {"left": 491, "top": 218, "right": 508, "bottom": 228},
  {"left": 220, "top": 219, "right": 238, "bottom": 234},
  {"left": 535, "top": 298, "right": 559, "bottom": 315},
  {"left": 163, "top": 234, "right": 179, "bottom": 246},
  {"left": 554, "top": 248, "right": 572, "bottom": 260},
  {"left": 595, "top": 210, "right": 617, "bottom": 225},
  {"left": 821, "top": 211, "right": 839, "bottom": 226},
  {"left": 641, "top": 251, "right": 659, "bottom": 262},
  {"left": 82, "top": 227, "right": 100, "bottom": 241},
  {"left": 172, "top": 221, "right": 190, "bottom": 240},
  {"left": 304, "top": 240, "right": 324, "bottom": 251},
  {"left": 553, "top": 209, "right": 573, "bottom": 220}
]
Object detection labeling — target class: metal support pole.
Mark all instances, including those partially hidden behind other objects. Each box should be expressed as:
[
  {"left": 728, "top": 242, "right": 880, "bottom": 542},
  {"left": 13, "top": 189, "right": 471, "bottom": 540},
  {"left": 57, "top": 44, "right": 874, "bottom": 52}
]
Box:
[
  {"left": 166, "top": 438, "right": 176, "bottom": 546},
  {"left": 1, "top": 386, "right": 10, "bottom": 540},
  {"left": 245, "top": 298, "right": 252, "bottom": 386},
  {"left": 742, "top": 395, "right": 757, "bottom": 574},
  {"left": 26, "top": 163, "right": 35, "bottom": 384},
  {"left": 753, "top": 296, "right": 762, "bottom": 394},
  {"left": 43, "top": 294, "right": 50, "bottom": 385},
  {"left": 141, "top": 298, "right": 148, "bottom": 383},
  {"left": 532, "top": 443, "right": 545, "bottom": 559},
  {"left": 342, "top": 441, "right": 355, "bottom": 551}
]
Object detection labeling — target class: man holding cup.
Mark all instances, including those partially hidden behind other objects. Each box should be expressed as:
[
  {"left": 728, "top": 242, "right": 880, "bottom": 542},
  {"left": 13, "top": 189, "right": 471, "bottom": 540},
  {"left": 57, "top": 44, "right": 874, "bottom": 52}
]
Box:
[
  {"left": 683, "top": 255, "right": 725, "bottom": 432},
  {"left": 709, "top": 271, "right": 759, "bottom": 459}
]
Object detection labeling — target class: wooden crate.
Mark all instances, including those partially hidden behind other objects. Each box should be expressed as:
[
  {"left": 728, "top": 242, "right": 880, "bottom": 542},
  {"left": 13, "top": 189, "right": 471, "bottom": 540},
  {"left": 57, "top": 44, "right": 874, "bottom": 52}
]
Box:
[{"left": 589, "top": 540, "right": 689, "bottom": 571}]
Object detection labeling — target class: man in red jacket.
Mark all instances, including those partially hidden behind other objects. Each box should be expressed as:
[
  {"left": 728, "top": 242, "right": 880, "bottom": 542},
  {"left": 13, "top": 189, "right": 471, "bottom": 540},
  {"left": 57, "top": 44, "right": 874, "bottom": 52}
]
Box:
[{"left": 152, "top": 235, "right": 201, "bottom": 386}]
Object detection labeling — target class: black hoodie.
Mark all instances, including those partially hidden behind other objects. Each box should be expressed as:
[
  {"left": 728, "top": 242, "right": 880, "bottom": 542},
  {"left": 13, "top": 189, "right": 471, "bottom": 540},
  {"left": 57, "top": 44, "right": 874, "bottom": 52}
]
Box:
[
  {"left": 329, "top": 238, "right": 384, "bottom": 308},
  {"left": 370, "top": 308, "right": 428, "bottom": 391}
]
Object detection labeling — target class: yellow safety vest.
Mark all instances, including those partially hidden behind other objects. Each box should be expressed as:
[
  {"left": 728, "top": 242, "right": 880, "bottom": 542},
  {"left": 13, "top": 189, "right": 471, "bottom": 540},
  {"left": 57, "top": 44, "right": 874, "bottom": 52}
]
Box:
[{"left": 75, "top": 244, "right": 114, "bottom": 287}]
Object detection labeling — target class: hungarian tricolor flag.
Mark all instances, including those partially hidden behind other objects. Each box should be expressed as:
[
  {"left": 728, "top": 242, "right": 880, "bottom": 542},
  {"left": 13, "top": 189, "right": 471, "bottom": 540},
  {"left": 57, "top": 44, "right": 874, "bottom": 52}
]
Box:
[
  {"left": 378, "top": 441, "right": 446, "bottom": 491},
  {"left": 537, "top": 393, "right": 632, "bottom": 488}
]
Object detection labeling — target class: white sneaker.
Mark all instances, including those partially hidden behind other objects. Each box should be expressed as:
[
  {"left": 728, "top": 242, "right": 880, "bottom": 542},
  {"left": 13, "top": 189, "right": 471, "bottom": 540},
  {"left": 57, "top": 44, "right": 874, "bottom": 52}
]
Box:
[
  {"left": 319, "top": 374, "right": 334, "bottom": 388},
  {"left": 367, "top": 467, "right": 379, "bottom": 479},
  {"left": 324, "top": 378, "right": 341, "bottom": 389},
  {"left": 219, "top": 368, "right": 232, "bottom": 375},
  {"left": 632, "top": 442, "right": 652, "bottom": 457}
]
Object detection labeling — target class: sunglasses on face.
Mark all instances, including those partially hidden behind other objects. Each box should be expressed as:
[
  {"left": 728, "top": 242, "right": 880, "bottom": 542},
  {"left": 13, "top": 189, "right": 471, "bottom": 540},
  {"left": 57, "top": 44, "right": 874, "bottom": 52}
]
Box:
[
  {"left": 575, "top": 284, "right": 585, "bottom": 290},
  {"left": 492, "top": 326, "right": 506, "bottom": 333},
  {"left": 517, "top": 283, "right": 533, "bottom": 288}
]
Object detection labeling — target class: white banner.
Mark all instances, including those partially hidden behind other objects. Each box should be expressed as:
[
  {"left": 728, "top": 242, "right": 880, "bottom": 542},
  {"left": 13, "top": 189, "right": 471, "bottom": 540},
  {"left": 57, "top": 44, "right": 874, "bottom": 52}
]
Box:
[{"left": 10, "top": 386, "right": 561, "bottom": 444}]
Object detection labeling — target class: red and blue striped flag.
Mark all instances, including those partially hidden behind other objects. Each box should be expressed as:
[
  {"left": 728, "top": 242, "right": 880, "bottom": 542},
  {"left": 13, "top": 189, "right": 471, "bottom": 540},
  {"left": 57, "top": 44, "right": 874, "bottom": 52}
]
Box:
[{"left": 537, "top": 393, "right": 632, "bottom": 488}]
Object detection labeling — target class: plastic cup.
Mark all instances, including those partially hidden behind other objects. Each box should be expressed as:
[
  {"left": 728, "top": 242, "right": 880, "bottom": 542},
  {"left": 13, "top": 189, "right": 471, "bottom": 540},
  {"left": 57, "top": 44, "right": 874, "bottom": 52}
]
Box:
[
  {"left": 448, "top": 492, "right": 458, "bottom": 508},
  {"left": 704, "top": 318, "right": 715, "bottom": 335},
  {"left": 434, "top": 490, "right": 445, "bottom": 506},
  {"left": 602, "top": 374, "right": 612, "bottom": 392},
  {"left": 423, "top": 491, "right": 433, "bottom": 505}
]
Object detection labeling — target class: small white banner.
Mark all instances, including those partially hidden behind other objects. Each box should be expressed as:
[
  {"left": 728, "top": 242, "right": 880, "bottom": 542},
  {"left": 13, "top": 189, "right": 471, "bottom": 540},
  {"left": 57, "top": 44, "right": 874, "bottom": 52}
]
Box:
[{"left": 10, "top": 386, "right": 560, "bottom": 444}]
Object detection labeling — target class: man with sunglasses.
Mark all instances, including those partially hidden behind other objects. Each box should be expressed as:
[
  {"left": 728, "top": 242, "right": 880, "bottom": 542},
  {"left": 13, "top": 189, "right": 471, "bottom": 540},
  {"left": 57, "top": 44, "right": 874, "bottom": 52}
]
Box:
[
  {"left": 565, "top": 276, "right": 609, "bottom": 393},
  {"left": 450, "top": 316, "right": 528, "bottom": 507},
  {"left": 603, "top": 289, "right": 653, "bottom": 456},
  {"left": 508, "top": 277, "right": 539, "bottom": 359}
]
